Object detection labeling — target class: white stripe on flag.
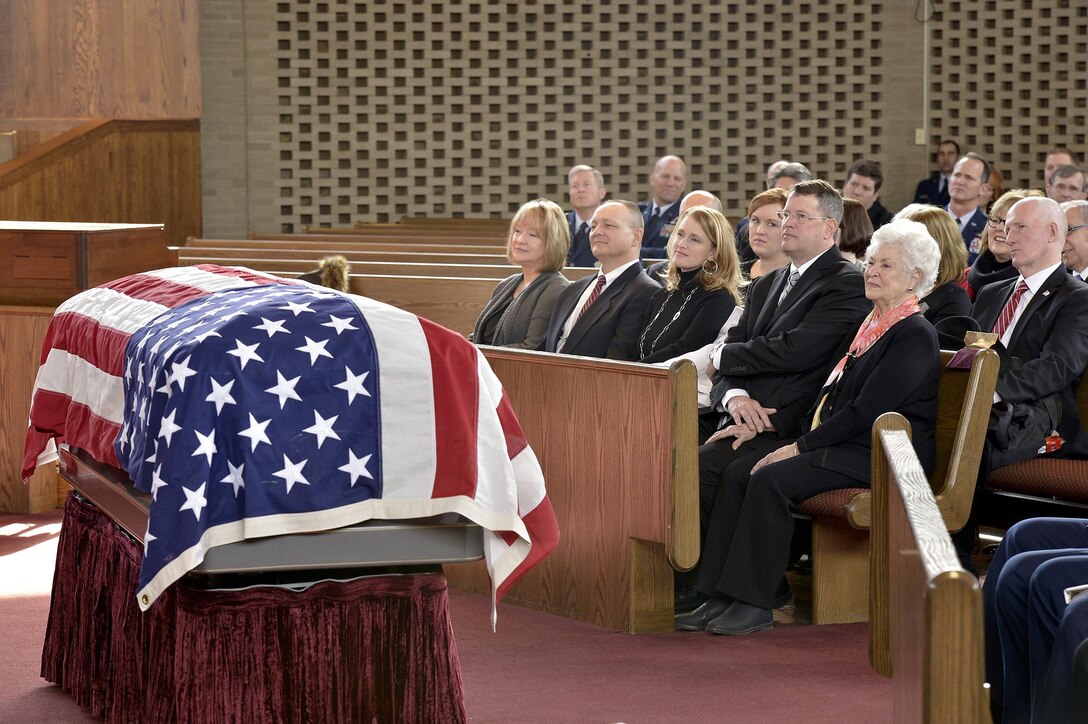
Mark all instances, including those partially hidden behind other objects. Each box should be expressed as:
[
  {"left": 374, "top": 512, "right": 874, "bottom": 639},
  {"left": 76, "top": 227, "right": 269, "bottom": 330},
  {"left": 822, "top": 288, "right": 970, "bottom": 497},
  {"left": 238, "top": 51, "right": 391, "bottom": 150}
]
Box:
[
  {"left": 34, "top": 348, "right": 126, "bottom": 423},
  {"left": 473, "top": 351, "right": 520, "bottom": 515},
  {"left": 143, "top": 265, "right": 267, "bottom": 292},
  {"left": 345, "top": 293, "right": 438, "bottom": 499},
  {"left": 55, "top": 287, "right": 170, "bottom": 335}
]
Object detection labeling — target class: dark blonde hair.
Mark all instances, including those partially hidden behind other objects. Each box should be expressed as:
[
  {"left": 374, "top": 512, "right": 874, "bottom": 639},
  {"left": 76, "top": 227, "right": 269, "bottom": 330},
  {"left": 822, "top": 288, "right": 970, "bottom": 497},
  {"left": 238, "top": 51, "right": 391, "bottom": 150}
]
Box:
[
  {"left": 977, "top": 188, "right": 1044, "bottom": 256},
  {"left": 897, "top": 205, "right": 966, "bottom": 288},
  {"left": 506, "top": 199, "right": 570, "bottom": 273},
  {"left": 747, "top": 187, "right": 789, "bottom": 217},
  {"left": 664, "top": 207, "right": 742, "bottom": 303}
]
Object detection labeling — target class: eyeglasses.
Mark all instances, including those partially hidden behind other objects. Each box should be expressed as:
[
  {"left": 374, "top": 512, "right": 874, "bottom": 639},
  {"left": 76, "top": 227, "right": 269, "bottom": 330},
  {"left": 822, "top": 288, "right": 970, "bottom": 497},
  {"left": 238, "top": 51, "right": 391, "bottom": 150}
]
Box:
[
  {"left": 1069, "top": 224, "right": 1088, "bottom": 235},
  {"left": 776, "top": 211, "right": 831, "bottom": 223},
  {"left": 986, "top": 216, "right": 1006, "bottom": 229}
]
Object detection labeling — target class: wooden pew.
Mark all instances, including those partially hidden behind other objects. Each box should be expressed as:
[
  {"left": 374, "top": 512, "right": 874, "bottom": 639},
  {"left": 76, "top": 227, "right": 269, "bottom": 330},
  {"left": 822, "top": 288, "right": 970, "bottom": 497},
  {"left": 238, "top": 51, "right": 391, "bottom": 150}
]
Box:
[
  {"left": 176, "top": 246, "right": 512, "bottom": 266},
  {"left": 181, "top": 237, "right": 507, "bottom": 255},
  {"left": 250, "top": 230, "right": 507, "bottom": 244},
  {"left": 182, "top": 257, "right": 528, "bottom": 279},
  {"left": 869, "top": 413, "right": 992, "bottom": 722},
  {"left": 795, "top": 349, "right": 999, "bottom": 624},
  {"left": 444, "top": 349, "right": 700, "bottom": 633}
]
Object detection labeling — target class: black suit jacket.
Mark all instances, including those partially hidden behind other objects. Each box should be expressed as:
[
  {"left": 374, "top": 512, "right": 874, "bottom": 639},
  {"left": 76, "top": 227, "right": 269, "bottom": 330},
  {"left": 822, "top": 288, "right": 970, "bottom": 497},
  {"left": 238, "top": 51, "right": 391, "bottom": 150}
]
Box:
[
  {"left": 921, "top": 280, "right": 973, "bottom": 326},
  {"left": 566, "top": 210, "right": 596, "bottom": 267},
  {"left": 540, "top": 263, "right": 659, "bottom": 360},
  {"left": 709, "top": 245, "right": 870, "bottom": 439},
  {"left": 796, "top": 314, "right": 940, "bottom": 481},
  {"left": 638, "top": 200, "right": 681, "bottom": 259},
  {"left": 915, "top": 173, "right": 950, "bottom": 207},
  {"left": 972, "top": 266, "right": 1088, "bottom": 457},
  {"left": 867, "top": 200, "right": 895, "bottom": 230}
]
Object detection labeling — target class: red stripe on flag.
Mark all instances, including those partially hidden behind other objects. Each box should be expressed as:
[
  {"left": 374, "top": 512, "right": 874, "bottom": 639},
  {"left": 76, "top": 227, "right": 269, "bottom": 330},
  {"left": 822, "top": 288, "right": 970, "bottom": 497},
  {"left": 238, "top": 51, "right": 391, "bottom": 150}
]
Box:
[
  {"left": 497, "top": 495, "right": 560, "bottom": 598},
  {"left": 418, "top": 318, "right": 479, "bottom": 500},
  {"left": 22, "top": 391, "right": 123, "bottom": 476},
  {"left": 103, "top": 274, "right": 213, "bottom": 308},
  {"left": 495, "top": 391, "right": 528, "bottom": 460},
  {"left": 193, "top": 263, "right": 292, "bottom": 286},
  {"left": 41, "top": 312, "right": 132, "bottom": 376}
]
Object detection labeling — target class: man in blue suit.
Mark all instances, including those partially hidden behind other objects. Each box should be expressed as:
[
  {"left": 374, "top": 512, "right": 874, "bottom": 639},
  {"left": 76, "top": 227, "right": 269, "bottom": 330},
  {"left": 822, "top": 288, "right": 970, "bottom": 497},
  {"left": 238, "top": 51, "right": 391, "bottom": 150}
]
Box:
[
  {"left": 565, "top": 164, "right": 608, "bottom": 267},
  {"left": 946, "top": 152, "right": 991, "bottom": 263},
  {"left": 638, "top": 155, "right": 687, "bottom": 259},
  {"left": 913, "top": 139, "right": 959, "bottom": 207}
]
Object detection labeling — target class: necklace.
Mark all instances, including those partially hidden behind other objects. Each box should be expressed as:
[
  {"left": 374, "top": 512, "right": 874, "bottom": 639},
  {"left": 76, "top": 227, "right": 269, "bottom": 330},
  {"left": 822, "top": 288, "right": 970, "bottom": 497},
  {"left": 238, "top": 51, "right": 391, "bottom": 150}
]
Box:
[{"left": 639, "top": 285, "right": 699, "bottom": 357}]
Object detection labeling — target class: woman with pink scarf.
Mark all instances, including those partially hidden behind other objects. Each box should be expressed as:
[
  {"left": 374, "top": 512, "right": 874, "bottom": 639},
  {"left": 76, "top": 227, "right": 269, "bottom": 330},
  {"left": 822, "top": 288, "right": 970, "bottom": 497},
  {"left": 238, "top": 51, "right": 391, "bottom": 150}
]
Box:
[{"left": 676, "top": 218, "right": 943, "bottom": 636}]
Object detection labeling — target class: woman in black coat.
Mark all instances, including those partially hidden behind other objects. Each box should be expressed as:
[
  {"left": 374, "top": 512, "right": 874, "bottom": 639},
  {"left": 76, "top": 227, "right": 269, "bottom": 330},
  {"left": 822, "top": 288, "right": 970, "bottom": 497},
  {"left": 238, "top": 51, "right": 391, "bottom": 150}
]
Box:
[
  {"left": 676, "top": 218, "right": 942, "bottom": 636},
  {"left": 967, "top": 189, "right": 1042, "bottom": 298},
  {"left": 637, "top": 207, "right": 742, "bottom": 363}
]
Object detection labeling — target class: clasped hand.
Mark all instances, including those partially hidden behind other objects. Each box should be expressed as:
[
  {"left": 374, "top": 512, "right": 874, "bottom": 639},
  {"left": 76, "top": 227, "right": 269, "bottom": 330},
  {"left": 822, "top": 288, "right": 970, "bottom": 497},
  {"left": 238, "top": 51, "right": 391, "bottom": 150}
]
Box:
[{"left": 727, "top": 395, "right": 777, "bottom": 434}]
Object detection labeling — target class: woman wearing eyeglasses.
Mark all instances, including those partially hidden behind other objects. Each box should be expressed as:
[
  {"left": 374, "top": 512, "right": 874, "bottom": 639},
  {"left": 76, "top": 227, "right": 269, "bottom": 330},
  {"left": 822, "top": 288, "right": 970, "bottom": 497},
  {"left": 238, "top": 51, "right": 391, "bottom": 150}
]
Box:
[
  {"left": 967, "top": 189, "right": 1045, "bottom": 299},
  {"left": 676, "top": 218, "right": 940, "bottom": 636}
]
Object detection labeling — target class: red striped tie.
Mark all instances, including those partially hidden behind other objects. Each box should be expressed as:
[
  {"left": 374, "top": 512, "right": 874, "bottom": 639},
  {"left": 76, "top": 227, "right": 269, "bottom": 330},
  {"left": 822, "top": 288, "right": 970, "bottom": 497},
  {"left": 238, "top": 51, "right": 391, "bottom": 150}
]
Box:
[
  {"left": 991, "top": 280, "right": 1029, "bottom": 339},
  {"left": 577, "top": 274, "right": 607, "bottom": 321}
]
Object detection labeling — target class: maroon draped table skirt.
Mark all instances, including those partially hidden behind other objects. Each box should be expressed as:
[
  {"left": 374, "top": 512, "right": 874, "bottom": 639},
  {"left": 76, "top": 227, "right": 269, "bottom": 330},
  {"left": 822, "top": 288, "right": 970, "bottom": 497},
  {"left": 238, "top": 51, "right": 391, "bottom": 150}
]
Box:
[{"left": 42, "top": 493, "right": 466, "bottom": 723}]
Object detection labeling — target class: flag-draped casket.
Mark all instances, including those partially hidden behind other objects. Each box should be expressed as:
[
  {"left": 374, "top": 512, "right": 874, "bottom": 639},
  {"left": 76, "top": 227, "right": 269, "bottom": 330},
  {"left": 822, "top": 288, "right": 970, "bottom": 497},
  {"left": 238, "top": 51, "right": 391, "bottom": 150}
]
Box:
[{"left": 24, "top": 264, "right": 558, "bottom": 612}]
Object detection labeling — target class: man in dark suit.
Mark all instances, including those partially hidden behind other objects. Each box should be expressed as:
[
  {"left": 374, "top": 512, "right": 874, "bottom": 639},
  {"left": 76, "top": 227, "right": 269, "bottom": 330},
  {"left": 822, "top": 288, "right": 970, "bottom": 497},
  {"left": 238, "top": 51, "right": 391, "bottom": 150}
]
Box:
[
  {"left": 638, "top": 155, "right": 687, "bottom": 259},
  {"left": 970, "top": 196, "right": 1088, "bottom": 467},
  {"left": 913, "top": 139, "right": 959, "bottom": 206},
  {"left": 946, "top": 152, "right": 991, "bottom": 263},
  {"left": 672, "top": 180, "right": 869, "bottom": 615},
  {"left": 541, "top": 200, "right": 658, "bottom": 360},
  {"left": 1061, "top": 200, "right": 1088, "bottom": 282},
  {"left": 842, "top": 158, "right": 895, "bottom": 229},
  {"left": 565, "top": 164, "right": 608, "bottom": 267}
]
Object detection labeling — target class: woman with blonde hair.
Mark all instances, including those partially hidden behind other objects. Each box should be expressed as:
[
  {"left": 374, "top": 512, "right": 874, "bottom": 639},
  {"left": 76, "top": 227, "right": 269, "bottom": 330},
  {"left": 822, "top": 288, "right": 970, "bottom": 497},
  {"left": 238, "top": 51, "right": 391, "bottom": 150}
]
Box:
[
  {"left": 637, "top": 206, "right": 742, "bottom": 363},
  {"left": 965, "top": 188, "right": 1045, "bottom": 299},
  {"left": 469, "top": 198, "right": 570, "bottom": 348},
  {"left": 895, "top": 203, "right": 972, "bottom": 325}
]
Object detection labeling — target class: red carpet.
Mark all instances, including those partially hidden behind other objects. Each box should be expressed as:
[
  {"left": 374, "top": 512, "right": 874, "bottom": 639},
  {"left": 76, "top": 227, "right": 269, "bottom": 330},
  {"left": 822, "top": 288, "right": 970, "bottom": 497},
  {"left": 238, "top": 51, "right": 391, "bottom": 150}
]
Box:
[{"left": 1, "top": 510, "right": 891, "bottom": 722}]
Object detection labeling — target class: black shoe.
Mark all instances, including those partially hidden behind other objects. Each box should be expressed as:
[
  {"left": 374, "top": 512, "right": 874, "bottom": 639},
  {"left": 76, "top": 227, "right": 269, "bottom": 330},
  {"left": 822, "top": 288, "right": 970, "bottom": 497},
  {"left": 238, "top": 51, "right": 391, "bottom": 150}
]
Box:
[
  {"left": 773, "top": 578, "right": 793, "bottom": 609},
  {"left": 674, "top": 598, "right": 730, "bottom": 632},
  {"left": 674, "top": 588, "right": 708, "bottom": 614},
  {"left": 706, "top": 601, "right": 773, "bottom": 635}
]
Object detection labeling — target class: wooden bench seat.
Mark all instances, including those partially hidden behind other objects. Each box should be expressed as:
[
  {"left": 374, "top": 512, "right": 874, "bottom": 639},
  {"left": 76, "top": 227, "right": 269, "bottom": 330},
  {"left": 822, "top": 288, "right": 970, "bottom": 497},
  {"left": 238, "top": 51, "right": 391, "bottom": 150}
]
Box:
[
  {"left": 176, "top": 246, "right": 512, "bottom": 266},
  {"left": 249, "top": 230, "right": 507, "bottom": 244},
  {"left": 978, "top": 376, "right": 1088, "bottom": 526},
  {"left": 868, "top": 414, "right": 991, "bottom": 721},
  {"left": 793, "top": 349, "right": 999, "bottom": 624}
]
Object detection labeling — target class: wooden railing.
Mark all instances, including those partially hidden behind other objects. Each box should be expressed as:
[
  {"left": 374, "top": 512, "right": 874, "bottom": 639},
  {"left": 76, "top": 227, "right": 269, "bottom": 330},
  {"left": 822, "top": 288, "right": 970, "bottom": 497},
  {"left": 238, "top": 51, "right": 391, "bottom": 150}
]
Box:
[{"left": 0, "top": 118, "right": 201, "bottom": 247}]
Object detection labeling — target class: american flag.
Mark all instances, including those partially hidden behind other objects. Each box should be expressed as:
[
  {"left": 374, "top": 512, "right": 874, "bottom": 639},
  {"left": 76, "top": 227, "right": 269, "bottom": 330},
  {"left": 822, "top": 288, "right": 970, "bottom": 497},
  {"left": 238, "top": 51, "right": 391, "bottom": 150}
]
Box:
[{"left": 25, "top": 265, "right": 558, "bottom": 614}]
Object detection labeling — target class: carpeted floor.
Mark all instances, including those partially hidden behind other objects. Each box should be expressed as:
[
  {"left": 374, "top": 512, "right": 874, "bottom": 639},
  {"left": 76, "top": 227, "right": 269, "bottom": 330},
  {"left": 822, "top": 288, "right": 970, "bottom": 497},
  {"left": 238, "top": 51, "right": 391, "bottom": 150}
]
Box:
[{"left": 1, "top": 510, "right": 891, "bottom": 723}]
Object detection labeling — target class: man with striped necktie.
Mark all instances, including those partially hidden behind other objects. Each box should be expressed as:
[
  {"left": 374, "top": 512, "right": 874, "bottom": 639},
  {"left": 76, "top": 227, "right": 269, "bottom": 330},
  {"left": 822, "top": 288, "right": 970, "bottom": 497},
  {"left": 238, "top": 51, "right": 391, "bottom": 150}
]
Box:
[{"left": 970, "top": 196, "right": 1088, "bottom": 467}]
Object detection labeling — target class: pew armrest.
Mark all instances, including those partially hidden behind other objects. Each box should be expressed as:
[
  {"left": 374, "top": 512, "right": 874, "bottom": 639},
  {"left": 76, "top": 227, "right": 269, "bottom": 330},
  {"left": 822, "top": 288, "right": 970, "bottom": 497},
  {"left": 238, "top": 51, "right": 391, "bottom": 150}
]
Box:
[{"left": 667, "top": 359, "right": 700, "bottom": 571}]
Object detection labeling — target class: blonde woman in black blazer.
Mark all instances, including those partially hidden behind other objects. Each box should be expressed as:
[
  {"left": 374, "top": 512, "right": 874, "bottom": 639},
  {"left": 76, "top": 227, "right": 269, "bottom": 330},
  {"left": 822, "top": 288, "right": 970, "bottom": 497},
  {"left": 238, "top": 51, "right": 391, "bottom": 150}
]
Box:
[{"left": 469, "top": 199, "right": 570, "bottom": 349}]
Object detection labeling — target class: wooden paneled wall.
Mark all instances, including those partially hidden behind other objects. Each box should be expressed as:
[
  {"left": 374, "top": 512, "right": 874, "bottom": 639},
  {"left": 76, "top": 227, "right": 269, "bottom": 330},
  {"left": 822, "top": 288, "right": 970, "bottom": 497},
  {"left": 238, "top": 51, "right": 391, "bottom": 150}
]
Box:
[
  {"left": 0, "top": 0, "right": 201, "bottom": 119},
  {"left": 0, "top": 306, "right": 59, "bottom": 513},
  {"left": 0, "top": 120, "right": 202, "bottom": 247}
]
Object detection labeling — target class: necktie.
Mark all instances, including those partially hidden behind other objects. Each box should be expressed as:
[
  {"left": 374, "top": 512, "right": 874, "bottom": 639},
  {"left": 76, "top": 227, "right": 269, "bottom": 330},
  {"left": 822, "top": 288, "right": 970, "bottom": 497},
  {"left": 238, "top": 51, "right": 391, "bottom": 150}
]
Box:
[
  {"left": 649, "top": 208, "right": 661, "bottom": 228},
  {"left": 577, "top": 275, "right": 607, "bottom": 321},
  {"left": 991, "top": 280, "right": 1029, "bottom": 339},
  {"left": 778, "top": 269, "right": 801, "bottom": 305},
  {"left": 1076, "top": 273, "right": 1084, "bottom": 282}
]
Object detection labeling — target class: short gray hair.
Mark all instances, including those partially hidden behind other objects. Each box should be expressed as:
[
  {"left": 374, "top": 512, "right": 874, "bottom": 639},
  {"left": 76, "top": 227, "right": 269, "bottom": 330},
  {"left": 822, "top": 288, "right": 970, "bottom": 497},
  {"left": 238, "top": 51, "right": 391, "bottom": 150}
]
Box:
[
  {"left": 771, "top": 162, "right": 813, "bottom": 186},
  {"left": 568, "top": 164, "right": 605, "bottom": 188},
  {"left": 864, "top": 218, "right": 941, "bottom": 298},
  {"left": 1062, "top": 199, "right": 1088, "bottom": 226}
]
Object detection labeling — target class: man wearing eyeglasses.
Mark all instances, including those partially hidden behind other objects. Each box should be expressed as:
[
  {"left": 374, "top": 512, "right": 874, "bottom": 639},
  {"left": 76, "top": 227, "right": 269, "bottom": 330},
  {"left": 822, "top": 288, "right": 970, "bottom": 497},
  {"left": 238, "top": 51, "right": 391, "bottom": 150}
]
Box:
[
  {"left": 946, "top": 152, "right": 992, "bottom": 264},
  {"left": 1046, "top": 165, "right": 1087, "bottom": 204},
  {"left": 1061, "top": 200, "right": 1088, "bottom": 282}
]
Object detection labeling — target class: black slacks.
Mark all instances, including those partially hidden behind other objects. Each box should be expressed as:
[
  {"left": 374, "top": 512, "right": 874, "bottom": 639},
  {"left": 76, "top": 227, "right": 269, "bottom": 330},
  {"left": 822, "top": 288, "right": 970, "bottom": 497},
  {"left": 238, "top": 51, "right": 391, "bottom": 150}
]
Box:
[{"left": 696, "top": 444, "right": 866, "bottom": 609}]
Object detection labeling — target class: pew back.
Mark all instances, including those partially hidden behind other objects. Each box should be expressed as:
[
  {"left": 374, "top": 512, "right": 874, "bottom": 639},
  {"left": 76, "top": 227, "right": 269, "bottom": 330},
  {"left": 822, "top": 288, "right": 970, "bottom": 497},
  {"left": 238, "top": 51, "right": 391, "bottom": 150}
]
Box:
[
  {"left": 872, "top": 416, "right": 991, "bottom": 723},
  {"left": 444, "top": 349, "right": 700, "bottom": 633}
]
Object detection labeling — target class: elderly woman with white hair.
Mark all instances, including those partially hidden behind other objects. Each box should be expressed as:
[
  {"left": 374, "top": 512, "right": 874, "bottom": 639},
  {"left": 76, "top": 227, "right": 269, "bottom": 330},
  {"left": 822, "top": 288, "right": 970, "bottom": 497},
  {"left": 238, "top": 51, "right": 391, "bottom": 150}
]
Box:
[{"left": 677, "top": 218, "right": 943, "bottom": 636}]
